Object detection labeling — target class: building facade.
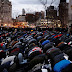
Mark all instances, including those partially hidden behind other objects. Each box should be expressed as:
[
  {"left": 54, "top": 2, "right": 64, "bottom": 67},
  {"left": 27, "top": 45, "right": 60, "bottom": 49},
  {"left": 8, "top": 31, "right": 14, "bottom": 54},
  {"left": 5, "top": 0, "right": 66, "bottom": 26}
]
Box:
[
  {"left": 16, "top": 9, "right": 26, "bottom": 22},
  {"left": 46, "top": 6, "right": 57, "bottom": 20},
  {"left": 59, "top": 0, "right": 68, "bottom": 27},
  {"left": 35, "top": 11, "right": 44, "bottom": 19},
  {"left": 68, "top": 0, "right": 72, "bottom": 32},
  {"left": 13, "top": 9, "right": 29, "bottom": 28},
  {"left": 0, "top": 0, "right": 13, "bottom": 27},
  {"left": 60, "top": 0, "right": 66, "bottom": 3}
]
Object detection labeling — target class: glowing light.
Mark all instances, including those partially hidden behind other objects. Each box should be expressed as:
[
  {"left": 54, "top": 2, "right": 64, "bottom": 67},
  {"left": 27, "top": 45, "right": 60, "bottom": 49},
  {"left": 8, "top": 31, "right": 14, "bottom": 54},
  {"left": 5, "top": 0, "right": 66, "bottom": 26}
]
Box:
[
  {"left": 4, "top": 24, "right": 7, "bottom": 26},
  {"left": 58, "top": 24, "right": 61, "bottom": 27}
]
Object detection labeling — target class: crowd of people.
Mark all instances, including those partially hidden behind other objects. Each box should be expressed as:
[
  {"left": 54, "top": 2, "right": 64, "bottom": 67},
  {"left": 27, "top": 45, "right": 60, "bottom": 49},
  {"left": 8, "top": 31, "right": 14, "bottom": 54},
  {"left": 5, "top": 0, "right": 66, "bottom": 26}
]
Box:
[{"left": 0, "top": 27, "right": 72, "bottom": 72}]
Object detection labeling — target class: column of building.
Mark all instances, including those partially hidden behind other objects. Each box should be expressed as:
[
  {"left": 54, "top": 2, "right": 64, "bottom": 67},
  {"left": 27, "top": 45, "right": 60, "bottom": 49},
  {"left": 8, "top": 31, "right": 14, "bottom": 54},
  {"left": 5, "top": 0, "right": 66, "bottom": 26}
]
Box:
[
  {"left": 0, "top": 0, "right": 13, "bottom": 27},
  {"left": 59, "top": 0, "right": 68, "bottom": 28}
]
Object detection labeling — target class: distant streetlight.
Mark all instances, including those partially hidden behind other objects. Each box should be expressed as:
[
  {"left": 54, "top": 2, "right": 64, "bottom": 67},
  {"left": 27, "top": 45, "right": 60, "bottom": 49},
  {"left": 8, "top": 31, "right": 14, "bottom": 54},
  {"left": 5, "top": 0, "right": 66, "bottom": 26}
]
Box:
[{"left": 4, "top": 24, "right": 7, "bottom": 26}]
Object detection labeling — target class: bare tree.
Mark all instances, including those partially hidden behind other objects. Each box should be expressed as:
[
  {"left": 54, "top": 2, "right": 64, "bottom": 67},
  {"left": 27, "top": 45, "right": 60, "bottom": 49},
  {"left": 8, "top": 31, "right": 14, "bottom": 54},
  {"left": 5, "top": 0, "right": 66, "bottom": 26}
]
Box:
[
  {"left": 50, "top": 0, "right": 57, "bottom": 6},
  {"left": 39, "top": 0, "right": 57, "bottom": 14},
  {"left": 26, "top": 8, "right": 32, "bottom": 13},
  {"left": 39, "top": 0, "right": 57, "bottom": 27},
  {"left": 12, "top": 10, "right": 19, "bottom": 18},
  {"left": 40, "top": 0, "right": 57, "bottom": 9},
  {"left": 39, "top": 0, "right": 47, "bottom": 10}
]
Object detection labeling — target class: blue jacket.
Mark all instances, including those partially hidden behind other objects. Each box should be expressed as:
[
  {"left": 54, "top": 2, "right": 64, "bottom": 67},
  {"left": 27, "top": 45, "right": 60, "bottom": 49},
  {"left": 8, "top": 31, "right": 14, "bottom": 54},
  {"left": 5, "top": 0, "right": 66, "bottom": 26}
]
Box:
[
  {"left": 42, "top": 40, "right": 50, "bottom": 46},
  {"left": 53, "top": 60, "right": 71, "bottom": 72}
]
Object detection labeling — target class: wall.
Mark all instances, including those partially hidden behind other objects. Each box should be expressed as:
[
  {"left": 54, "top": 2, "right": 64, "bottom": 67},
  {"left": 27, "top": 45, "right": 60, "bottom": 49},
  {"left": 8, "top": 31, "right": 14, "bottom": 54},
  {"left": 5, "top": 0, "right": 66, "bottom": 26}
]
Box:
[{"left": 0, "top": 0, "right": 13, "bottom": 26}]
